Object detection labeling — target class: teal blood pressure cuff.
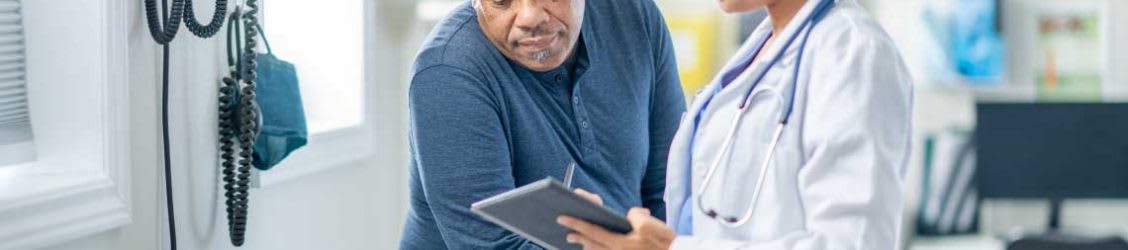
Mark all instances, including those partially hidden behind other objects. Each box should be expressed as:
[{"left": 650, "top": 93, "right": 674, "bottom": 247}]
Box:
[{"left": 250, "top": 51, "right": 307, "bottom": 171}]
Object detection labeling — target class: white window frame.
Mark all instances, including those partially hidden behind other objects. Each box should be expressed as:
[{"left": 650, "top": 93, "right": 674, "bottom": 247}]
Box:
[{"left": 0, "top": 0, "right": 130, "bottom": 248}]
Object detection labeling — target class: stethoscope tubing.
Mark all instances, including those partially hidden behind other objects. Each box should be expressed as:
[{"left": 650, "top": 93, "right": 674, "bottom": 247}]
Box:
[{"left": 692, "top": 0, "right": 836, "bottom": 228}]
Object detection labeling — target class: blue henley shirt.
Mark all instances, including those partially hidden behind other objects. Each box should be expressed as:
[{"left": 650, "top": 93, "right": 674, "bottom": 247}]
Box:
[{"left": 400, "top": 1, "right": 685, "bottom": 249}]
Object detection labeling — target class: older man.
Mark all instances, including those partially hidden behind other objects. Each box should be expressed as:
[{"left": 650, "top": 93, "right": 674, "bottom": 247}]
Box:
[{"left": 400, "top": 0, "right": 685, "bottom": 249}]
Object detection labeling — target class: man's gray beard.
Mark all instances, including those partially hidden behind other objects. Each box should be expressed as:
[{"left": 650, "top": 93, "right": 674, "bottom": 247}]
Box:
[{"left": 531, "top": 50, "right": 551, "bottom": 62}]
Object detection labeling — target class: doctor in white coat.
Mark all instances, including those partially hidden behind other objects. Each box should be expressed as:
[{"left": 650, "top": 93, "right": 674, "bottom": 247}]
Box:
[{"left": 557, "top": 0, "right": 912, "bottom": 249}]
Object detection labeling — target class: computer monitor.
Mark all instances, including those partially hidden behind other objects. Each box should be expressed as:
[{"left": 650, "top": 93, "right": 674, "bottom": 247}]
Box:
[
  {"left": 976, "top": 103, "right": 1128, "bottom": 249},
  {"left": 976, "top": 103, "right": 1128, "bottom": 200}
]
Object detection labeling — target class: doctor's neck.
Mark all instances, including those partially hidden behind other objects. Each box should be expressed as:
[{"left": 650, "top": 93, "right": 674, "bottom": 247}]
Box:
[{"left": 765, "top": 0, "right": 808, "bottom": 35}]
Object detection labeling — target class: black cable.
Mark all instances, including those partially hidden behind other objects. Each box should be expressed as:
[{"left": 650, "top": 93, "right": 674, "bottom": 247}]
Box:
[
  {"left": 217, "top": 3, "right": 259, "bottom": 246},
  {"left": 218, "top": 8, "right": 240, "bottom": 248},
  {"left": 158, "top": 0, "right": 178, "bottom": 247},
  {"left": 183, "top": 0, "right": 228, "bottom": 37},
  {"left": 144, "top": 0, "right": 184, "bottom": 44},
  {"left": 161, "top": 44, "right": 178, "bottom": 250},
  {"left": 220, "top": 8, "right": 245, "bottom": 246},
  {"left": 233, "top": 1, "right": 259, "bottom": 245},
  {"left": 146, "top": 0, "right": 227, "bottom": 42},
  {"left": 144, "top": 0, "right": 231, "bottom": 249}
]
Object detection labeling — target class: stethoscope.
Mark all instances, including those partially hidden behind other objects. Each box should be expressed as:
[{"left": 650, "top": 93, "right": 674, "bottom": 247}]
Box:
[{"left": 692, "top": 0, "right": 836, "bottom": 228}]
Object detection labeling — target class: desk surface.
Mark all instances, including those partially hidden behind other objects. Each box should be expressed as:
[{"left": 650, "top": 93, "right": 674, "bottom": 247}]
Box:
[
  {"left": 910, "top": 233, "right": 1128, "bottom": 250},
  {"left": 909, "top": 236, "right": 1004, "bottom": 250}
]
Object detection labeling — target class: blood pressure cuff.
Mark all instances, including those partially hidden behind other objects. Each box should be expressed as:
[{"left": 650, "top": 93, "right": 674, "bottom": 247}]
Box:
[
  {"left": 251, "top": 51, "right": 307, "bottom": 171},
  {"left": 224, "top": 10, "right": 307, "bottom": 171}
]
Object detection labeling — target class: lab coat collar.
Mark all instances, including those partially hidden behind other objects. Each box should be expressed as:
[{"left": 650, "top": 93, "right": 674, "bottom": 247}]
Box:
[{"left": 743, "top": 0, "right": 833, "bottom": 76}]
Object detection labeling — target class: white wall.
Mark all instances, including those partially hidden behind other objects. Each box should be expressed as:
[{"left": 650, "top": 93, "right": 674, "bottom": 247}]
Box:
[{"left": 41, "top": 0, "right": 414, "bottom": 249}]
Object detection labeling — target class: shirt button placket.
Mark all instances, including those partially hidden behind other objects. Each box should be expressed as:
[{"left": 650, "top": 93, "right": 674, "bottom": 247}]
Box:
[
  {"left": 573, "top": 93, "right": 592, "bottom": 153},
  {"left": 580, "top": 118, "right": 590, "bottom": 153},
  {"left": 573, "top": 94, "right": 583, "bottom": 127}
]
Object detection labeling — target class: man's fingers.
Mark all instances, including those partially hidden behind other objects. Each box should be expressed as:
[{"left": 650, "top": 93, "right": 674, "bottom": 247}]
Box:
[
  {"left": 574, "top": 189, "right": 603, "bottom": 205},
  {"left": 557, "top": 216, "right": 620, "bottom": 244}
]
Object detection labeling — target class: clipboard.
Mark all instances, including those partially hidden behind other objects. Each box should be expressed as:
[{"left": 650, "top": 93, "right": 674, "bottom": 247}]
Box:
[{"left": 470, "top": 178, "right": 632, "bottom": 250}]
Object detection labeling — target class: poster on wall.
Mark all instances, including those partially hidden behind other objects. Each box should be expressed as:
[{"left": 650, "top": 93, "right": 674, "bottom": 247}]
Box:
[
  {"left": 1034, "top": 6, "right": 1107, "bottom": 102},
  {"left": 921, "top": 0, "right": 1006, "bottom": 86},
  {"left": 667, "top": 14, "right": 719, "bottom": 100}
]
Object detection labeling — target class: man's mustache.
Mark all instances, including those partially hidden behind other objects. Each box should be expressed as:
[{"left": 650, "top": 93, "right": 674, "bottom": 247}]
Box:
[{"left": 511, "top": 26, "right": 561, "bottom": 43}]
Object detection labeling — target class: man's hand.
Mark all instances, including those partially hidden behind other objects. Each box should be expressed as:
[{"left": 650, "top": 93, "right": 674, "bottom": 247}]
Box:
[
  {"left": 557, "top": 207, "right": 675, "bottom": 250},
  {"left": 574, "top": 189, "right": 603, "bottom": 205}
]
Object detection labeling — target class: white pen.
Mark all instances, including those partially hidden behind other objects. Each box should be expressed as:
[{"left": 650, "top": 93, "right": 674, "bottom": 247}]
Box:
[{"left": 563, "top": 161, "right": 576, "bottom": 189}]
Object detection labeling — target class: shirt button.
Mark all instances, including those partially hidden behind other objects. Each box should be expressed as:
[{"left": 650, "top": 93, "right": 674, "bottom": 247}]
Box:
[
  {"left": 555, "top": 74, "right": 564, "bottom": 82},
  {"left": 581, "top": 120, "right": 589, "bottom": 128},
  {"left": 572, "top": 96, "right": 579, "bottom": 104}
]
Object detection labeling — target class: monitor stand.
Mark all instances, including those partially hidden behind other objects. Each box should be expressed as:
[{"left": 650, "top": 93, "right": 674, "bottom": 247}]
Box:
[{"left": 1006, "top": 198, "right": 1128, "bottom": 250}]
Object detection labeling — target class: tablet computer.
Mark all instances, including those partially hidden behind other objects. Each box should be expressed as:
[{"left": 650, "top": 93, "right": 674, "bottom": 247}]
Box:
[{"left": 471, "top": 178, "right": 632, "bottom": 250}]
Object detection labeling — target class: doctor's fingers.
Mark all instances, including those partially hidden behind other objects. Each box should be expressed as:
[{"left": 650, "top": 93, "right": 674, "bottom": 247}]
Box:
[
  {"left": 626, "top": 208, "right": 657, "bottom": 228},
  {"left": 566, "top": 233, "right": 611, "bottom": 250},
  {"left": 626, "top": 208, "right": 650, "bottom": 220},
  {"left": 557, "top": 216, "right": 623, "bottom": 244}
]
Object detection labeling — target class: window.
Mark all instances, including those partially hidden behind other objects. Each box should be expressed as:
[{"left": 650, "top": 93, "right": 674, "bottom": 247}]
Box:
[
  {"left": 264, "top": 0, "right": 364, "bottom": 134},
  {"left": 0, "top": 0, "right": 130, "bottom": 248},
  {"left": 417, "top": 0, "right": 463, "bottom": 23},
  {"left": 0, "top": 0, "right": 33, "bottom": 167},
  {"left": 252, "top": 0, "right": 374, "bottom": 187}
]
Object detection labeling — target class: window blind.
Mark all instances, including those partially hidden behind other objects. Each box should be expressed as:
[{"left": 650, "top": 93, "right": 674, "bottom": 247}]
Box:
[{"left": 0, "top": 0, "right": 31, "bottom": 166}]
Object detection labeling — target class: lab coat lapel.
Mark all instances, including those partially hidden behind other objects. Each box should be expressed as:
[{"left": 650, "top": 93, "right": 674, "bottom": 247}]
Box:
[
  {"left": 664, "top": 83, "right": 711, "bottom": 228},
  {"left": 665, "top": 0, "right": 829, "bottom": 231},
  {"left": 665, "top": 9, "right": 776, "bottom": 230},
  {"left": 664, "top": 23, "right": 770, "bottom": 228}
]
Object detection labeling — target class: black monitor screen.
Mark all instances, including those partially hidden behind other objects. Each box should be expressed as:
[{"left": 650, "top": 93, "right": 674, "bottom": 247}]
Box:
[{"left": 976, "top": 103, "right": 1128, "bottom": 199}]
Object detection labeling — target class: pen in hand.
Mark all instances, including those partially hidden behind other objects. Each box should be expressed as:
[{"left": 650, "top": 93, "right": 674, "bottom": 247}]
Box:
[
  {"left": 563, "top": 162, "right": 603, "bottom": 205},
  {"left": 563, "top": 161, "right": 576, "bottom": 189}
]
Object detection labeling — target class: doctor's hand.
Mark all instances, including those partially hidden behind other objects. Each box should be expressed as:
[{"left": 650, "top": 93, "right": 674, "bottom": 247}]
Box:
[{"left": 557, "top": 208, "right": 675, "bottom": 250}]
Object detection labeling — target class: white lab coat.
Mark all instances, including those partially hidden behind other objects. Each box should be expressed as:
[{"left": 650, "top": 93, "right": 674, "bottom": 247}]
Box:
[{"left": 663, "top": 0, "right": 913, "bottom": 249}]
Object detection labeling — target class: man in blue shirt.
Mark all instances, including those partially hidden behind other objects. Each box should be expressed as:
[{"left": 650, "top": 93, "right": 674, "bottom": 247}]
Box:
[{"left": 400, "top": 0, "right": 685, "bottom": 249}]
